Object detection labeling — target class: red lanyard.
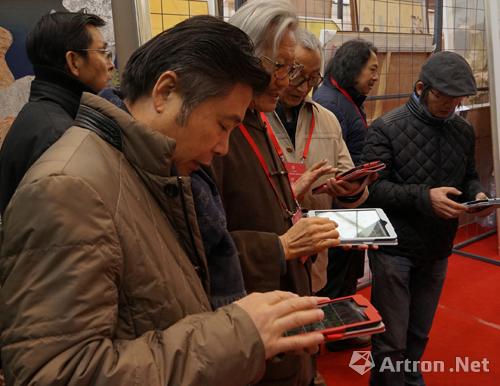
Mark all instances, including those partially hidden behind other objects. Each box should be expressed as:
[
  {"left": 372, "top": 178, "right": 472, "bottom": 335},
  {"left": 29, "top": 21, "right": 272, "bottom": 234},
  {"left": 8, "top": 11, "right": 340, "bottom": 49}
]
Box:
[
  {"left": 260, "top": 109, "right": 315, "bottom": 161},
  {"left": 330, "top": 76, "right": 368, "bottom": 128},
  {"left": 238, "top": 122, "right": 300, "bottom": 218}
]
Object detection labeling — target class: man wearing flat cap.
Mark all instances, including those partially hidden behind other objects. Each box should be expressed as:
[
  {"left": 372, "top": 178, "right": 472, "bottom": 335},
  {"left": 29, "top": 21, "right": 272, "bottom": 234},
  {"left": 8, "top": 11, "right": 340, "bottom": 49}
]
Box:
[{"left": 362, "top": 51, "right": 492, "bottom": 386}]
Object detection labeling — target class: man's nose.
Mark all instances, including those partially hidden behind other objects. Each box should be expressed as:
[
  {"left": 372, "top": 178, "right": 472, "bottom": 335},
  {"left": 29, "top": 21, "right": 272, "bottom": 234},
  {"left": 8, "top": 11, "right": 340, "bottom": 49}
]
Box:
[
  {"left": 275, "top": 74, "right": 290, "bottom": 89},
  {"left": 296, "top": 80, "right": 309, "bottom": 92},
  {"left": 214, "top": 132, "right": 230, "bottom": 157}
]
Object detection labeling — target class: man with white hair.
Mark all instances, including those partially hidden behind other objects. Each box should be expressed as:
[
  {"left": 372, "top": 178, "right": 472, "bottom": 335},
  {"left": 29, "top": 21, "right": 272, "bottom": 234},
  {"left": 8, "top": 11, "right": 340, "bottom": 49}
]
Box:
[{"left": 266, "top": 28, "right": 371, "bottom": 295}]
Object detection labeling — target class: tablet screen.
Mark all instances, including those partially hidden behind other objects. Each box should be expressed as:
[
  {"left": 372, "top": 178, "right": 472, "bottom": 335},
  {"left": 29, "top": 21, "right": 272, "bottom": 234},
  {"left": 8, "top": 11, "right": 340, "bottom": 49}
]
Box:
[
  {"left": 316, "top": 210, "right": 389, "bottom": 238},
  {"left": 285, "top": 298, "right": 368, "bottom": 336}
]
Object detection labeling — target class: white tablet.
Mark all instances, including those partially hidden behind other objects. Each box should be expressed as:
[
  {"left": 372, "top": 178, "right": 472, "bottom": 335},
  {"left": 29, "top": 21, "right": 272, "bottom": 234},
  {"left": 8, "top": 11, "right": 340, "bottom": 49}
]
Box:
[{"left": 307, "top": 208, "right": 398, "bottom": 245}]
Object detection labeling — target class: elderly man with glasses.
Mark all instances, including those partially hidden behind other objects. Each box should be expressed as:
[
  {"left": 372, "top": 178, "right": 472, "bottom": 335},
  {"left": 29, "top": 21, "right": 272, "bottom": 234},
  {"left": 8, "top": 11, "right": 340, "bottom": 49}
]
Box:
[{"left": 265, "top": 28, "right": 371, "bottom": 296}]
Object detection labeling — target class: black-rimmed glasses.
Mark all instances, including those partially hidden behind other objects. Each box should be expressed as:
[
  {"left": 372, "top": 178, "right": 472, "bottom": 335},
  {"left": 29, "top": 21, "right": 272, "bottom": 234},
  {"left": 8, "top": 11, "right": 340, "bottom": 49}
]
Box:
[
  {"left": 289, "top": 73, "right": 323, "bottom": 88},
  {"left": 261, "top": 56, "right": 303, "bottom": 81},
  {"left": 429, "top": 89, "right": 464, "bottom": 102}
]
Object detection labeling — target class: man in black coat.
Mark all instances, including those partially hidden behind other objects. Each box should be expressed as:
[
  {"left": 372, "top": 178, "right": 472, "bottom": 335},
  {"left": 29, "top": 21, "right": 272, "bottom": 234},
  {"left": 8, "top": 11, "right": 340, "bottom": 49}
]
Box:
[
  {"left": 0, "top": 11, "right": 114, "bottom": 215},
  {"left": 363, "top": 51, "right": 492, "bottom": 386}
]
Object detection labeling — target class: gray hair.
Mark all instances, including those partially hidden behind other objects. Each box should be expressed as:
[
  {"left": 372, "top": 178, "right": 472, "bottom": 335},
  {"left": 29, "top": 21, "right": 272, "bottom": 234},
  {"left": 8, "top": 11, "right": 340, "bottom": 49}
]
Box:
[
  {"left": 295, "top": 27, "right": 324, "bottom": 74},
  {"left": 229, "top": 0, "right": 298, "bottom": 57},
  {"left": 295, "top": 27, "right": 323, "bottom": 62}
]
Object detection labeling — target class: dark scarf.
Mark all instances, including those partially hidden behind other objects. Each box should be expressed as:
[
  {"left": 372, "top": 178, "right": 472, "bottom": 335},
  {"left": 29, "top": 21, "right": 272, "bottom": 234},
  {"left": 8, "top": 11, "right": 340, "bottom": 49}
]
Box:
[
  {"left": 344, "top": 86, "right": 367, "bottom": 108},
  {"left": 409, "top": 92, "right": 453, "bottom": 125},
  {"left": 190, "top": 169, "right": 246, "bottom": 308},
  {"left": 99, "top": 88, "right": 246, "bottom": 309},
  {"left": 275, "top": 101, "right": 301, "bottom": 147}
]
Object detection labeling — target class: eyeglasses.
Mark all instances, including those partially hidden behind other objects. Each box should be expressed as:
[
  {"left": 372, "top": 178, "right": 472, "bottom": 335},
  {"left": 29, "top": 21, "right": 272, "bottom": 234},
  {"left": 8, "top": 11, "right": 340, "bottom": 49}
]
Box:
[
  {"left": 429, "top": 89, "right": 464, "bottom": 103},
  {"left": 289, "top": 73, "right": 323, "bottom": 88},
  {"left": 261, "top": 56, "right": 303, "bottom": 80},
  {"left": 72, "top": 48, "right": 114, "bottom": 62}
]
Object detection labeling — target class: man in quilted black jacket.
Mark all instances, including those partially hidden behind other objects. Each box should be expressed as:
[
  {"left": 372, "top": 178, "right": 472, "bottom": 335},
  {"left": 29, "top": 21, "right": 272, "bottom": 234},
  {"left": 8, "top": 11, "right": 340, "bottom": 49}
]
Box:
[{"left": 362, "top": 51, "right": 493, "bottom": 386}]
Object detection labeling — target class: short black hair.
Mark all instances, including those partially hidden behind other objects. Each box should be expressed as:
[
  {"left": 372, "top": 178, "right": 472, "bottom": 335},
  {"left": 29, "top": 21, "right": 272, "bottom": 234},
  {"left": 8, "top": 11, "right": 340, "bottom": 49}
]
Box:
[
  {"left": 326, "top": 39, "right": 378, "bottom": 89},
  {"left": 121, "top": 15, "right": 270, "bottom": 124},
  {"left": 26, "top": 11, "right": 105, "bottom": 72}
]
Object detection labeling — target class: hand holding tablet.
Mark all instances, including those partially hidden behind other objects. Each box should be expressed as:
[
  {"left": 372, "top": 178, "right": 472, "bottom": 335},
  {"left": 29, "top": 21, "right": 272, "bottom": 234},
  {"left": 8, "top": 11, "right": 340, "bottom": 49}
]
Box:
[
  {"left": 336, "top": 160, "right": 386, "bottom": 182},
  {"left": 312, "top": 161, "right": 385, "bottom": 195}
]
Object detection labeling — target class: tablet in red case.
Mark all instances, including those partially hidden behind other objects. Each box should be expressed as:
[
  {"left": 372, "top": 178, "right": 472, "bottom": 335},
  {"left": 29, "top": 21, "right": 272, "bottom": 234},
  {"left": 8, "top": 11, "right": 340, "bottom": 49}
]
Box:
[
  {"left": 312, "top": 161, "right": 385, "bottom": 194},
  {"left": 284, "top": 294, "right": 385, "bottom": 342}
]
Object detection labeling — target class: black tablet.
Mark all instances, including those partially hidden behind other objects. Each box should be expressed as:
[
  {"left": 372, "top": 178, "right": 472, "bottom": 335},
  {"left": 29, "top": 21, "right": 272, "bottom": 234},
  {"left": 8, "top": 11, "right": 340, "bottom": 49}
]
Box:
[
  {"left": 463, "top": 198, "right": 500, "bottom": 209},
  {"left": 284, "top": 295, "right": 385, "bottom": 341}
]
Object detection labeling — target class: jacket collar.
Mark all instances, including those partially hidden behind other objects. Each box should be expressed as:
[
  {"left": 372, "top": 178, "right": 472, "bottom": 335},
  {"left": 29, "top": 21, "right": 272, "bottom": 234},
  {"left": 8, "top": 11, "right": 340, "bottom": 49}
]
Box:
[
  {"left": 406, "top": 93, "right": 449, "bottom": 127},
  {"left": 243, "top": 108, "right": 266, "bottom": 132},
  {"left": 297, "top": 95, "right": 321, "bottom": 113},
  {"left": 76, "top": 92, "right": 176, "bottom": 177},
  {"left": 327, "top": 76, "right": 367, "bottom": 107},
  {"left": 275, "top": 96, "right": 318, "bottom": 123},
  {"left": 345, "top": 86, "right": 367, "bottom": 107},
  {"left": 30, "top": 65, "right": 94, "bottom": 118}
]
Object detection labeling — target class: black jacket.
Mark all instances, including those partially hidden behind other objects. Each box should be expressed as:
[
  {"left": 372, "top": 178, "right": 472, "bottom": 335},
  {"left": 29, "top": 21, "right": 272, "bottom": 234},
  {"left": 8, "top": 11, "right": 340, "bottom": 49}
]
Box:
[
  {"left": 362, "top": 95, "right": 484, "bottom": 259},
  {"left": 313, "top": 78, "right": 367, "bottom": 165},
  {"left": 0, "top": 65, "right": 92, "bottom": 215}
]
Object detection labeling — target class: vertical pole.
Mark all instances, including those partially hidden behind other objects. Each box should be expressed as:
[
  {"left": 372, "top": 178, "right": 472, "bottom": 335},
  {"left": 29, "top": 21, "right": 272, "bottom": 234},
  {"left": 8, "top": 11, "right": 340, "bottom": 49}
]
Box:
[
  {"left": 350, "top": 0, "right": 359, "bottom": 32},
  {"left": 208, "top": 0, "right": 223, "bottom": 18},
  {"left": 485, "top": 0, "right": 500, "bottom": 255},
  {"left": 434, "top": 0, "right": 443, "bottom": 51}
]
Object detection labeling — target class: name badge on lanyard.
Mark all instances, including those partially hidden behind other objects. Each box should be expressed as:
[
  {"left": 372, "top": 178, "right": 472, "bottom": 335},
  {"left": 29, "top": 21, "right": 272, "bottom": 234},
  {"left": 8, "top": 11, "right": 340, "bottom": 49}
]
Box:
[{"left": 283, "top": 162, "right": 306, "bottom": 184}]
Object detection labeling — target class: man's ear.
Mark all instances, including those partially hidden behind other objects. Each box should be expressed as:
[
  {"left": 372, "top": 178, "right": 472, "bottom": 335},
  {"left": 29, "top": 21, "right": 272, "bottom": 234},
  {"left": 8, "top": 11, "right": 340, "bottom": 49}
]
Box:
[
  {"left": 65, "top": 51, "right": 83, "bottom": 78},
  {"left": 415, "top": 81, "right": 424, "bottom": 97},
  {"left": 152, "top": 71, "right": 178, "bottom": 113}
]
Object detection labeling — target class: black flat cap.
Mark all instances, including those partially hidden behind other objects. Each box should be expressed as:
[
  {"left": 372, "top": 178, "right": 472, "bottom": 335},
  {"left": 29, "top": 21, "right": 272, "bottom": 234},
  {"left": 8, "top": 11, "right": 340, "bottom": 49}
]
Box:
[{"left": 419, "top": 51, "right": 477, "bottom": 97}]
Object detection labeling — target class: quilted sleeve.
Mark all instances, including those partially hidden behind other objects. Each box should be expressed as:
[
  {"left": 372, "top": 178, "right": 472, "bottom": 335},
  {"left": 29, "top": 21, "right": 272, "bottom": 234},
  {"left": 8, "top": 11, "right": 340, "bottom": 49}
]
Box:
[
  {"left": 0, "top": 175, "right": 265, "bottom": 386},
  {"left": 460, "top": 124, "right": 485, "bottom": 201},
  {"left": 362, "top": 119, "right": 433, "bottom": 215}
]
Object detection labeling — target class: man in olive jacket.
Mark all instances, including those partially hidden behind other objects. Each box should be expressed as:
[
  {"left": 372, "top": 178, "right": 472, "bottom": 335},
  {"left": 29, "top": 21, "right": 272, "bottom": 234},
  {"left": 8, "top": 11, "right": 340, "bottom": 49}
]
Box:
[{"left": 0, "top": 16, "right": 327, "bottom": 386}]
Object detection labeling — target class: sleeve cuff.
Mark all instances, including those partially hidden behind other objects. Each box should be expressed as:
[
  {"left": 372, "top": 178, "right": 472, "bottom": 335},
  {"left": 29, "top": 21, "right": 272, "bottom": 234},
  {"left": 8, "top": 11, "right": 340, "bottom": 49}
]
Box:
[{"left": 276, "top": 238, "right": 288, "bottom": 275}]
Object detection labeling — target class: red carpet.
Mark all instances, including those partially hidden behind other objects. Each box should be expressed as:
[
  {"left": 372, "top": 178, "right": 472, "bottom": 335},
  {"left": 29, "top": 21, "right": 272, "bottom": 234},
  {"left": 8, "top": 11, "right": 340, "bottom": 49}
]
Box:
[
  {"left": 458, "top": 233, "right": 500, "bottom": 262},
  {"left": 317, "top": 233, "right": 500, "bottom": 385}
]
